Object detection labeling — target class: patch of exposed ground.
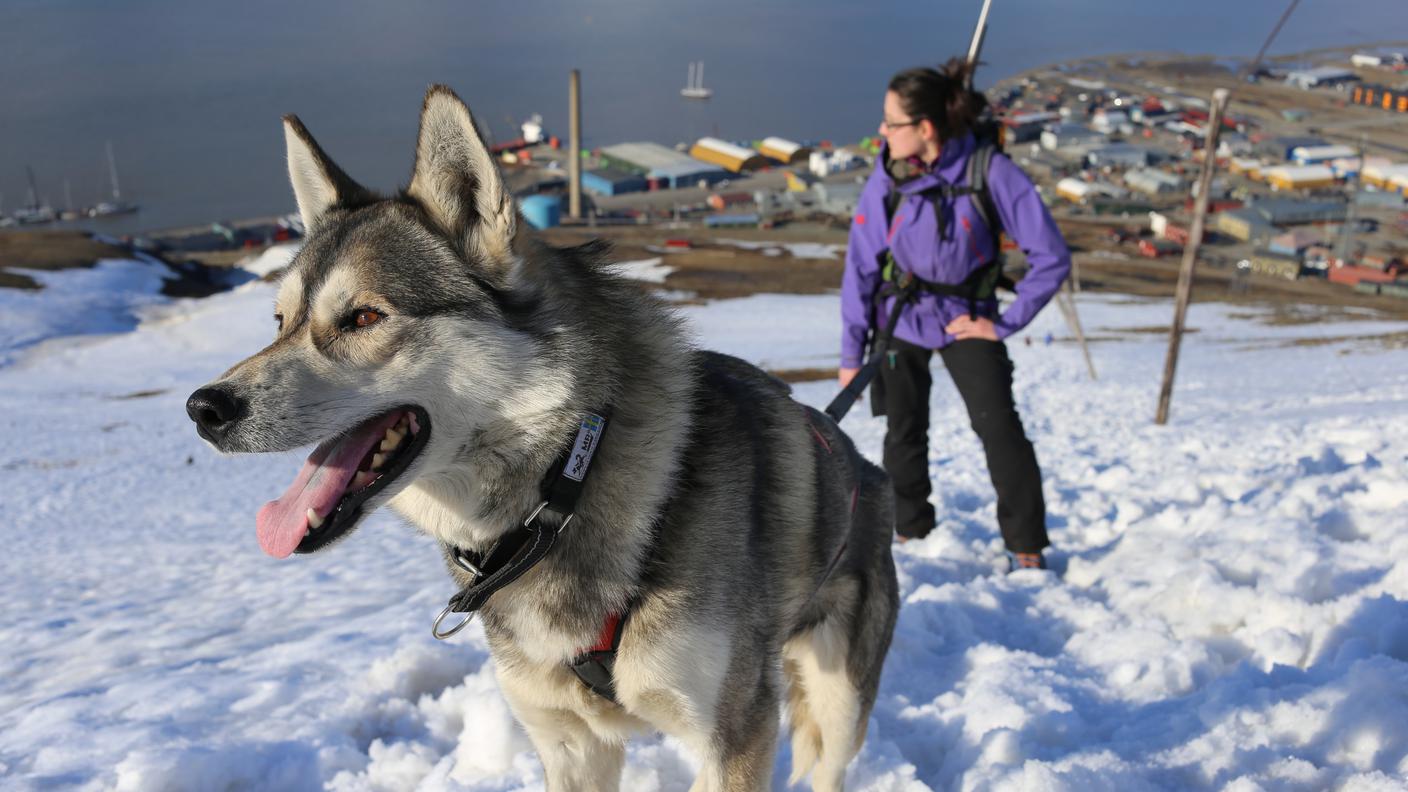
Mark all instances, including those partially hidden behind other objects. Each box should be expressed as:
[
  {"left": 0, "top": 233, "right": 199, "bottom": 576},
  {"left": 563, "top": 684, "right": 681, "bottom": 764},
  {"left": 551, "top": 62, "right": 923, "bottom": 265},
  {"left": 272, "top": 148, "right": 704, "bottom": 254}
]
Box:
[{"left": 0, "top": 230, "right": 131, "bottom": 289}]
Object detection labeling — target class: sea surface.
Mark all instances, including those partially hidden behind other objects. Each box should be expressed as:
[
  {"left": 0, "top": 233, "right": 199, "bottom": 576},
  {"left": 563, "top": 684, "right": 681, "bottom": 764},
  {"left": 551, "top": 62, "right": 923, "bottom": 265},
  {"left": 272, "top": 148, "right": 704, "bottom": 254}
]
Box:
[{"left": 3, "top": 0, "right": 1406, "bottom": 234}]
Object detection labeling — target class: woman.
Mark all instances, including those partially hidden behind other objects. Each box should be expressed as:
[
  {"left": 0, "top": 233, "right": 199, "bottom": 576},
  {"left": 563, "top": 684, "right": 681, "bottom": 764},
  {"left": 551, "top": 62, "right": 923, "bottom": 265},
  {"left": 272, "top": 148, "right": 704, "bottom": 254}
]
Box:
[{"left": 839, "top": 59, "right": 1070, "bottom": 570}]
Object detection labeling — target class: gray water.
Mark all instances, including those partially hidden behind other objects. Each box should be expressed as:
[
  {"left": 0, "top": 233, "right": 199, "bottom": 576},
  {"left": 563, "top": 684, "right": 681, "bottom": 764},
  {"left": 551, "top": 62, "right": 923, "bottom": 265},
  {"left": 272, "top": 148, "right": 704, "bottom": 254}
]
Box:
[{"left": 3, "top": 0, "right": 1406, "bottom": 235}]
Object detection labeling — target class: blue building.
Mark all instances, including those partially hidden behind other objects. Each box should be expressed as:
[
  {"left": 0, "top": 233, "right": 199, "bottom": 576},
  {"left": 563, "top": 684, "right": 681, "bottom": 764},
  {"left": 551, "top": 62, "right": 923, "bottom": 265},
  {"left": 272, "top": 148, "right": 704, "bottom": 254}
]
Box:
[
  {"left": 582, "top": 168, "right": 649, "bottom": 196},
  {"left": 598, "top": 142, "right": 730, "bottom": 190},
  {"left": 519, "top": 195, "right": 561, "bottom": 230}
]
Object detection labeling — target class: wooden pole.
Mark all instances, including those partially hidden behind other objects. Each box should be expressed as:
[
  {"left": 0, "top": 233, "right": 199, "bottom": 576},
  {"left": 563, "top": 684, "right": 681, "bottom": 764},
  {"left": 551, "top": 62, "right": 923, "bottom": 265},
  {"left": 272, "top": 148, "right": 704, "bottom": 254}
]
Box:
[
  {"left": 1056, "top": 282, "right": 1097, "bottom": 380},
  {"left": 1155, "top": 88, "right": 1230, "bottom": 425},
  {"left": 568, "top": 69, "right": 582, "bottom": 220}
]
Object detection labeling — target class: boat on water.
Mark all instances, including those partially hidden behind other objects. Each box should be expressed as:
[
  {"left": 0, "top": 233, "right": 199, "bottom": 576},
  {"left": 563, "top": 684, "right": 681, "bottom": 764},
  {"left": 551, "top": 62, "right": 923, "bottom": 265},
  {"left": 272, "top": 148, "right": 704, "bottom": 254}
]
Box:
[
  {"left": 13, "top": 166, "right": 57, "bottom": 225},
  {"left": 86, "top": 141, "right": 139, "bottom": 218},
  {"left": 681, "top": 61, "right": 713, "bottom": 100},
  {"left": 11, "top": 205, "right": 56, "bottom": 225}
]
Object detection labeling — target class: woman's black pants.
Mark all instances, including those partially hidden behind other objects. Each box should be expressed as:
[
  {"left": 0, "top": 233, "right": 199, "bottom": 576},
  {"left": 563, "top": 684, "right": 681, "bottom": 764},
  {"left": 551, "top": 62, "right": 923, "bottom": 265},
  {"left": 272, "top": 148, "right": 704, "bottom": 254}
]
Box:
[{"left": 879, "top": 336, "right": 1049, "bottom": 552}]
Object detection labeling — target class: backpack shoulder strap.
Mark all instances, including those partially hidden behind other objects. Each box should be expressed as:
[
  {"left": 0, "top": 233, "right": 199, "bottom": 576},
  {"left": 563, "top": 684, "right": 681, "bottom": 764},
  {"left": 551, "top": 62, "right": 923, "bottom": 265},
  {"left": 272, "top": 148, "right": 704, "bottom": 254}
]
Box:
[
  {"left": 966, "top": 142, "right": 1016, "bottom": 292},
  {"left": 884, "top": 182, "right": 902, "bottom": 225},
  {"left": 965, "top": 142, "right": 1001, "bottom": 240}
]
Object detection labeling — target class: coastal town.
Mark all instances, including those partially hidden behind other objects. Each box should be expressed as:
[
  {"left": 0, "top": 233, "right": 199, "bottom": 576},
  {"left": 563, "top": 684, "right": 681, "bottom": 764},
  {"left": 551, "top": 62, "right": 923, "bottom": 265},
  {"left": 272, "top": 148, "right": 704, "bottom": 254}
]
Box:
[{"left": 4, "top": 46, "right": 1408, "bottom": 309}]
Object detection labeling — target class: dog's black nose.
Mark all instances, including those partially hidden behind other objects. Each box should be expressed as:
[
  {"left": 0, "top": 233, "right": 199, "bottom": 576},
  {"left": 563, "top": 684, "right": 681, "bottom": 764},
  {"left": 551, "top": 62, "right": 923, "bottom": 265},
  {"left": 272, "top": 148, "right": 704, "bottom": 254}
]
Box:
[{"left": 186, "top": 386, "right": 244, "bottom": 442}]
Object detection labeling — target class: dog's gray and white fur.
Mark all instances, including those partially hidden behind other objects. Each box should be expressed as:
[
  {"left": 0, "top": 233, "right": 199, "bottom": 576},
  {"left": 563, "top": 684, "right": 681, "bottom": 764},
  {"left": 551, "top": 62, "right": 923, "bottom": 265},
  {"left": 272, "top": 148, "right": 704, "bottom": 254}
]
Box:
[{"left": 190, "top": 85, "right": 898, "bottom": 792}]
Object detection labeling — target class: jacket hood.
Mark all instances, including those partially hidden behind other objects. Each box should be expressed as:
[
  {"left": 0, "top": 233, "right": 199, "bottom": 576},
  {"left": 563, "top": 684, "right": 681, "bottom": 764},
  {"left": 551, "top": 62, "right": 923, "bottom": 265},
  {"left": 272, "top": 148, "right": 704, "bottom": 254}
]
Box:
[{"left": 879, "top": 132, "right": 977, "bottom": 194}]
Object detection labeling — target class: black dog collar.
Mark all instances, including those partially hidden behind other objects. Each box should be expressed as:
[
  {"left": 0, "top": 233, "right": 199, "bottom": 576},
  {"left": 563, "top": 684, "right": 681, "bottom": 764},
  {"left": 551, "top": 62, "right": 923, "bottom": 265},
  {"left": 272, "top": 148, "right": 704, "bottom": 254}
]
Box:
[{"left": 432, "top": 409, "right": 611, "bottom": 639}]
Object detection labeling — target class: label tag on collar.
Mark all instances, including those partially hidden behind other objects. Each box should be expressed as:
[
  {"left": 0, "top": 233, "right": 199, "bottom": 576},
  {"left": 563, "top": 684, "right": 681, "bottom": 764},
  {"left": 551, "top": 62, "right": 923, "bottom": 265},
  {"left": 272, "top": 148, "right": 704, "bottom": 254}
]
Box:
[{"left": 563, "top": 413, "right": 606, "bottom": 482}]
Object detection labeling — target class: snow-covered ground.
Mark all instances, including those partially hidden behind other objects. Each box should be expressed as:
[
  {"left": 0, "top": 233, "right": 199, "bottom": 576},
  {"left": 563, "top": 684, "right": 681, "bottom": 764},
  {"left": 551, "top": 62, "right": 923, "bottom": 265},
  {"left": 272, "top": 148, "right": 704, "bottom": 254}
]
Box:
[{"left": 1, "top": 263, "right": 1406, "bottom": 791}]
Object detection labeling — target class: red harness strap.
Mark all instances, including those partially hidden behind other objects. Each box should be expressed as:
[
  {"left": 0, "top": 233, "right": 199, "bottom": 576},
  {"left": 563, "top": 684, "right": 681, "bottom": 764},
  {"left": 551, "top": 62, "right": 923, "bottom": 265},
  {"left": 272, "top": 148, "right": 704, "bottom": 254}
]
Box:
[
  {"left": 803, "top": 415, "right": 856, "bottom": 606},
  {"left": 570, "top": 609, "right": 629, "bottom": 702},
  {"left": 587, "top": 611, "right": 624, "bottom": 654}
]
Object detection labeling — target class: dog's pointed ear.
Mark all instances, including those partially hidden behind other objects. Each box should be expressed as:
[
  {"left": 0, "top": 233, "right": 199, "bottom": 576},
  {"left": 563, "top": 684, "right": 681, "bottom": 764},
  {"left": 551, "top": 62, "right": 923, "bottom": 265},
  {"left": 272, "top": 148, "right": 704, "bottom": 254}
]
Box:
[
  {"left": 283, "top": 115, "right": 370, "bottom": 233},
  {"left": 406, "top": 85, "right": 519, "bottom": 276}
]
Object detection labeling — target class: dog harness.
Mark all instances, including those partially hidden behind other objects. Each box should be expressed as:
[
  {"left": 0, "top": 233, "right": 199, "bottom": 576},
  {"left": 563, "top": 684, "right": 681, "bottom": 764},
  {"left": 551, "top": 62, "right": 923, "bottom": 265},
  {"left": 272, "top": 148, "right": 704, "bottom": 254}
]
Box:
[{"left": 432, "top": 402, "right": 859, "bottom": 705}]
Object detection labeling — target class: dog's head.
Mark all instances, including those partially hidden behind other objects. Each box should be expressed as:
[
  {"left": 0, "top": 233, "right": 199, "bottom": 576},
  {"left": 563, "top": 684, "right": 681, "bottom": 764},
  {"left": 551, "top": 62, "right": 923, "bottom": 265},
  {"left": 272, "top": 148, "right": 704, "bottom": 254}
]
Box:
[{"left": 187, "top": 85, "right": 559, "bottom": 558}]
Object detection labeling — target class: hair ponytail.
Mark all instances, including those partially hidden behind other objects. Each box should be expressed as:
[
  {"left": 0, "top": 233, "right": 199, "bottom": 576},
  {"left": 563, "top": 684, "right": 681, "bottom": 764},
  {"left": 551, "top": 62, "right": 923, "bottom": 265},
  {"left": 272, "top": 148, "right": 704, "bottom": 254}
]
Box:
[{"left": 888, "top": 57, "right": 986, "bottom": 142}]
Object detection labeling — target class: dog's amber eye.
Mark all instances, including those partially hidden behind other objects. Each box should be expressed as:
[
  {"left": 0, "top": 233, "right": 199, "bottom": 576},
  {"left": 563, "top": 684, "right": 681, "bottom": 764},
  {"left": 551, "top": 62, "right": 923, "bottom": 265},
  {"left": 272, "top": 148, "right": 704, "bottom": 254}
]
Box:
[{"left": 354, "top": 308, "right": 383, "bottom": 329}]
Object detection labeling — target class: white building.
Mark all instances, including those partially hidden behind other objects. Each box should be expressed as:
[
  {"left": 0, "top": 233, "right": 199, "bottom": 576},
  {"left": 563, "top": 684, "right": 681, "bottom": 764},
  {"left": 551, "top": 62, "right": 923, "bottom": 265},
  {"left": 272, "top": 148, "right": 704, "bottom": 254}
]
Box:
[
  {"left": 1126, "top": 169, "right": 1184, "bottom": 196},
  {"left": 1086, "top": 143, "right": 1150, "bottom": 170},
  {"left": 1091, "top": 109, "right": 1131, "bottom": 135},
  {"left": 1291, "top": 144, "right": 1359, "bottom": 165},
  {"left": 808, "top": 149, "right": 865, "bottom": 178},
  {"left": 1285, "top": 67, "right": 1360, "bottom": 90},
  {"left": 1041, "top": 123, "right": 1106, "bottom": 152}
]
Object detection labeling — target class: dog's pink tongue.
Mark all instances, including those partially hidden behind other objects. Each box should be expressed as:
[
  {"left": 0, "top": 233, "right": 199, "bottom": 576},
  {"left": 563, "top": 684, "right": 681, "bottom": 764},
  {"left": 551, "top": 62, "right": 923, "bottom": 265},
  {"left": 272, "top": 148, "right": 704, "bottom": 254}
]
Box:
[{"left": 255, "top": 413, "right": 402, "bottom": 558}]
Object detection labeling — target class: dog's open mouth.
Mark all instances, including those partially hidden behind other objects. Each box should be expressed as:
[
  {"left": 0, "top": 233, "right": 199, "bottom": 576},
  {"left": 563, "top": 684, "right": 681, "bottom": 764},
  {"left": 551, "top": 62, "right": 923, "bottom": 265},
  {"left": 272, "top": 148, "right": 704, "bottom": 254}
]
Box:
[{"left": 255, "top": 406, "right": 430, "bottom": 558}]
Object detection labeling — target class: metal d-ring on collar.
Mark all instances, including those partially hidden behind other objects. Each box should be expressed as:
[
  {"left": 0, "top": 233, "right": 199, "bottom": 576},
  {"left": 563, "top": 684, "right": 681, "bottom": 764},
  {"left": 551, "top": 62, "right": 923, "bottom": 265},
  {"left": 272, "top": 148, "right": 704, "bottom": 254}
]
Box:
[
  {"left": 430, "top": 500, "right": 578, "bottom": 640},
  {"left": 432, "top": 603, "right": 476, "bottom": 639},
  {"left": 431, "top": 409, "right": 608, "bottom": 640},
  {"left": 431, "top": 543, "right": 496, "bottom": 639}
]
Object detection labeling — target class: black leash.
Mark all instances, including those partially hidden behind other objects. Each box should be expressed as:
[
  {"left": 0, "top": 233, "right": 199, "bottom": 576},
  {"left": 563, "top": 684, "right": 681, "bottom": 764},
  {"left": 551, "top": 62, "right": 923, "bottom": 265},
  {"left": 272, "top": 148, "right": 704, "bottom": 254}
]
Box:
[
  {"left": 432, "top": 410, "right": 611, "bottom": 639},
  {"left": 824, "top": 276, "right": 917, "bottom": 423}
]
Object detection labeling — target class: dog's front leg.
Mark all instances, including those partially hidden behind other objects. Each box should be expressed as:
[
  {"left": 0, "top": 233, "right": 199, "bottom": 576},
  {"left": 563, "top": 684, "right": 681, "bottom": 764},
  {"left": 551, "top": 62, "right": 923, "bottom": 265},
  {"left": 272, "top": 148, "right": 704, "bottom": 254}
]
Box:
[{"left": 514, "top": 703, "right": 625, "bottom": 792}]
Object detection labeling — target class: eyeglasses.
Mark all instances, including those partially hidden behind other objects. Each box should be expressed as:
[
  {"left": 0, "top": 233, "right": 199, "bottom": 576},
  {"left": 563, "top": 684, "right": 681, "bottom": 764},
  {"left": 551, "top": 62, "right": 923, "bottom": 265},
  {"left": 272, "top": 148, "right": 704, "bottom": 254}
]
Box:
[{"left": 881, "top": 118, "right": 922, "bottom": 131}]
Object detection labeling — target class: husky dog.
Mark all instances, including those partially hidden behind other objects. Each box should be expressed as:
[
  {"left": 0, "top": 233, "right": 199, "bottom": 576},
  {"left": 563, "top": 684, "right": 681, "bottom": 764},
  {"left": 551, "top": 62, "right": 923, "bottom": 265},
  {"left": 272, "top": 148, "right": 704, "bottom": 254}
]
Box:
[{"left": 187, "top": 85, "right": 898, "bottom": 792}]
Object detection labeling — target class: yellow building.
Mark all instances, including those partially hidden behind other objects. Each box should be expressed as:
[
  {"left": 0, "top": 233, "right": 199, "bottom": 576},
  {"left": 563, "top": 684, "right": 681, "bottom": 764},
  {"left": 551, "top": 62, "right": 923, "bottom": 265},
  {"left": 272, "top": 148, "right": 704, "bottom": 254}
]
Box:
[
  {"left": 1263, "top": 165, "right": 1337, "bottom": 191},
  {"left": 1363, "top": 162, "right": 1408, "bottom": 189},
  {"left": 689, "top": 137, "right": 769, "bottom": 173},
  {"left": 756, "top": 137, "right": 811, "bottom": 164}
]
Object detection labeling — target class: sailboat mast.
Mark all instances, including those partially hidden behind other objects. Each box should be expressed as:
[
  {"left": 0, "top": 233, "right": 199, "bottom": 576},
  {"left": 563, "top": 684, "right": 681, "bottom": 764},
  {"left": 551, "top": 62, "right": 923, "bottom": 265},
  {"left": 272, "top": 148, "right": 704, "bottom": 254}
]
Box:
[
  {"left": 26, "top": 165, "right": 40, "bottom": 209},
  {"left": 696, "top": 61, "right": 704, "bottom": 90},
  {"left": 106, "top": 141, "right": 122, "bottom": 201}
]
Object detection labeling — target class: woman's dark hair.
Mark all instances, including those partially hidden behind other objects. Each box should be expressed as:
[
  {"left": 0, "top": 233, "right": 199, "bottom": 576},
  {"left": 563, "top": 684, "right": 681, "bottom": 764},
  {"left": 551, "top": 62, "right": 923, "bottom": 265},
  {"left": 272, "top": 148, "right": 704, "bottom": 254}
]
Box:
[{"left": 888, "top": 57, "right": 987, "bottom": 142}]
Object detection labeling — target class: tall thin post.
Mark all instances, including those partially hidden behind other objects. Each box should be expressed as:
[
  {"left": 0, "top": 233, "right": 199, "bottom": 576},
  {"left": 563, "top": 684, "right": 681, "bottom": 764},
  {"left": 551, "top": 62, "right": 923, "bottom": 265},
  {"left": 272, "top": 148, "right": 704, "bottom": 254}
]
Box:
[
  {"left": 1056, "top": 283, "right": 1097, "bottom": 380},
  {"left": 1155, "top": 88, "right": 1230, "bottom": 425},
  {"left": 965, "top": 0, "right": 994, "bottom": 81},
  {"left": 568, "top": 69, "right": 582, "bottom": 220}
]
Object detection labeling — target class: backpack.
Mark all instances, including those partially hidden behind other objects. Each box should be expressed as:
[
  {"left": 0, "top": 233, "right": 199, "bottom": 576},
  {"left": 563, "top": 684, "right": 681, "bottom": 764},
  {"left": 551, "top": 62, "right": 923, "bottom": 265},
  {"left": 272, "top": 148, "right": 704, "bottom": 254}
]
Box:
[
  {"left": 878, "top": 138, "right": 1013, "bottom": 313},
  {"left": 862, "top": 132, "right": 1013, "bottom": 419}
]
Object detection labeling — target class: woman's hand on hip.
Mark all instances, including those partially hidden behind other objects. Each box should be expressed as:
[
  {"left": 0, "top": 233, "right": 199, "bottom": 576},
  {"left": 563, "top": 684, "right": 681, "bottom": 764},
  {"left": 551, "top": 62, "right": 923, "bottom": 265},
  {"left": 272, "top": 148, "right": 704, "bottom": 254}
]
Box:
[
  {"left": 839, "top": 367, "right": 860, "bottom": 387},
  {"left": 946, "top": 315, "right": 999, "bottom": 341}
]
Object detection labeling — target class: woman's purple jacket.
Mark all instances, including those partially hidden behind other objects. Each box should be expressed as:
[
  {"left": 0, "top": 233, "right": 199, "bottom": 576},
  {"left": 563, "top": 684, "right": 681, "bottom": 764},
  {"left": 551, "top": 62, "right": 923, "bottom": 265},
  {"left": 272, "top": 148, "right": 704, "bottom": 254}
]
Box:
[{"left": 840, "top": 133, "right": 1072, "bottom": 369}]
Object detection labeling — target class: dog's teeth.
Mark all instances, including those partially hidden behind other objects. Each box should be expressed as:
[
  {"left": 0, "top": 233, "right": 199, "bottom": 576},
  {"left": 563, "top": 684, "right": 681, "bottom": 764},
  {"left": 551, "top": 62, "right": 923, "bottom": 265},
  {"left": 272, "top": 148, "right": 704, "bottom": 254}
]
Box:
[
  {"left": 380, "top": 427, "right": 404, "bottom": 451},
  {"left": 371, "top": 452, "right": 386, "bottom": 470},
  {"left": 351, "top": 470, "right": 376, "bottom": 490},
  {"left": 307, "top": 508, "right": 323, "bottom": 529}
]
